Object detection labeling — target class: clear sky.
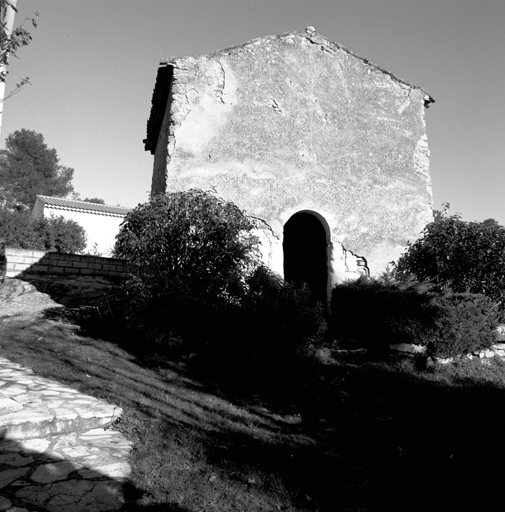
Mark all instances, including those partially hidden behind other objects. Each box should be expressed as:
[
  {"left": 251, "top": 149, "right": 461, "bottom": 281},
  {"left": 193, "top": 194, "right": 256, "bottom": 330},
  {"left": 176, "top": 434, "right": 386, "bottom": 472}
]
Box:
[{"left": 2, "top": 0, "right": 504, "bottom": 225}]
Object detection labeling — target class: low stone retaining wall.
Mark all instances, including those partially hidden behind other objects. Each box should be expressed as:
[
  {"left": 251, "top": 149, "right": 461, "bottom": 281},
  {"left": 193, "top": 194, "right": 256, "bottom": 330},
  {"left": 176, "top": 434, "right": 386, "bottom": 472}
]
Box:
[
  {"left": 313, "top": 335, "right": 505, "bottom": 367},
  {"left": 389, "top": 341, "right": 505, "bottom": 364},
  {"left": 5, "top": 247, "right": 128, "bottom": 280}
]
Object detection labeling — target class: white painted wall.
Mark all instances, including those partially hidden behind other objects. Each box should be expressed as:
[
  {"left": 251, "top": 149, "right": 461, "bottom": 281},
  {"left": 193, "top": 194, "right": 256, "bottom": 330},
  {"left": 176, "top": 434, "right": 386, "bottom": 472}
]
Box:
[{"left": 44, "top": 207, "right": 125, "bottom": 256}]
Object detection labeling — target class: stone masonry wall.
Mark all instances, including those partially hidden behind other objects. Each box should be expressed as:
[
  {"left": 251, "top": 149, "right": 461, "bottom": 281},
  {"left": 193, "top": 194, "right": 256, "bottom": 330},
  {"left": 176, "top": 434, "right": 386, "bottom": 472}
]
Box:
[
  {"left": 151, "top": 28, "right": 434, "bottom": 280},
  {"left": 5, "top": 248, "right": 127, "bottom": 280}
]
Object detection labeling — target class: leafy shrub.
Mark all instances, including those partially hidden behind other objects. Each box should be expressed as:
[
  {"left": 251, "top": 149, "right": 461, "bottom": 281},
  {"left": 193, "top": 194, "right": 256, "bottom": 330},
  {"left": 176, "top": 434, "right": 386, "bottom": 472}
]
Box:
[
  {"left": 330, "top": 277, "right": 500, "bottom": 358},
  {"left": 330, "top": 277, "right": 436, "bottom": 352},
  {"left": 113, "top": 190, "right": 260, "bottom": 343},
  {"left": 0, "top": 207, "right": 86, "bottom": 253},
  {"left": 394, "top": 213, "right": 505, "bottom": 307},
  {"left": 114, "top": 190, "right": 259, "bottom": 300},
  {"left": 35, "top": 215, "right": 87, "bottom": 253},
  {"left": 238, "top": 265, "right": 327, "bottom": 358},
  {"left": 112, "top": 192, "right": 327, "bottom": 361},
  {"left": 424, "top": 293, "right": 500, "bottom": 358}
]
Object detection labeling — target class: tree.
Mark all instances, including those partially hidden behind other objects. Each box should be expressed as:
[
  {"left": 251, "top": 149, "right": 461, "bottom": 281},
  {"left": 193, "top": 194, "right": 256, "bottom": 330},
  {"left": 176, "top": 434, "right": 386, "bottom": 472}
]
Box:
[
  {"left": 0, "top": 206, "right": 86, "bottom": 253},
  {"left": 394, "top": 209, "right": 505, "bottom": 306},
  {"left": 1, "top": 1, "right": 38, "bottom": 135},
  {"left": 0, "top": 129, "right": 74, "bottom": 207},
  {"left": 1, "top": 0, "right": 37, "bottom": 83},
  {"left": 82, "top": 197, "right": 105, "bottom": 205}
]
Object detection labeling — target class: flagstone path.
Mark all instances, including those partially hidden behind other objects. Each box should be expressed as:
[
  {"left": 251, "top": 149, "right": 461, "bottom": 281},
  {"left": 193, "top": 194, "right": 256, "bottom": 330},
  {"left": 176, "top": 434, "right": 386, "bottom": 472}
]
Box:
[
  {"left": 0, "top": 278, "right": 132, "bottom": 511},
  {"left": 0, "top": 357, "right": 131, "bottom": 512}
]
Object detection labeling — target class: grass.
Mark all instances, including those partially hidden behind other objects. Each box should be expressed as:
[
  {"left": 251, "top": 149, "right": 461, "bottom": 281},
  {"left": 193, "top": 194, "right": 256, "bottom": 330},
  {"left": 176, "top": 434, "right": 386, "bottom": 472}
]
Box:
[{"left": 2, "top": 296, "right": 505, "bottom": 511}]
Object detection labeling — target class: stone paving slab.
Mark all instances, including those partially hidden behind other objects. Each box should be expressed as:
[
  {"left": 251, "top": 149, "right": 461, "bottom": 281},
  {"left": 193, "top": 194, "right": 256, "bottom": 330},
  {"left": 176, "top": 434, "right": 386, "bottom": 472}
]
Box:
[
  {"left": 0, "top": 428, "right": 131, "bottom": 511},
  {"left": 0, "top": 358, "right": 122, "bottom": 441},
  {"left": 0, "top": 356, "right": 132, "bottom": 511}
]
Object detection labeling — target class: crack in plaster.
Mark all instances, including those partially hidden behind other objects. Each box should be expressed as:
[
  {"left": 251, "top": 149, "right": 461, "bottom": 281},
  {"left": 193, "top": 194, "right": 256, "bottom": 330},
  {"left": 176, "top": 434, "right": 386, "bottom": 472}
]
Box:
[
  {"left": 269, "top": 98, "right": 283, "bottom": 113},
  {"left": 216, "top": 59, "right": 227, "bottom": 104},
  {"left": 249, "top": 216, "right": 279, "bottom": 240}
]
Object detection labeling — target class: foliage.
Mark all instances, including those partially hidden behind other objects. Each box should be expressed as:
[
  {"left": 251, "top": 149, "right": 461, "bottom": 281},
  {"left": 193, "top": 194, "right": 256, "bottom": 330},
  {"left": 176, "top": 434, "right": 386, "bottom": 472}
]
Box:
[
  {"left": 239, "top": 264, "right": 327, "bottom": 357},
  {"left": 82, "top": 197, "right": 105, "bottom": 205},
  {"left": 424, "top": 292, "right": 500, "bottom": 358},
  {"left": 115, "top": 189, "right": 259, "bottom": 300},
  {"left": 0, "top": 206, "right": 86, "bottom": 253},
  {"left": 113, "top": 191, "right": 327, "bottom": 359},
  {"left": 330, "top": 276, "right": 437, "bottom": 351},
  {"left": 39, "top": 214, "right": 87, "bottom": 253},
  {"left": 113, "top": 190, "right": 260, "bottom": 339},
  {"left": 0, "top": 129, "right": 74, "bottom": 207},
  {"left": 1, "top": 1, "right": 38, "bottom": 98},
  {"left": 394, "top": 210, "right": 505, "bottom": 307},
  {"left": 330, "top": 276, "right": 500, "bottom": 358}
]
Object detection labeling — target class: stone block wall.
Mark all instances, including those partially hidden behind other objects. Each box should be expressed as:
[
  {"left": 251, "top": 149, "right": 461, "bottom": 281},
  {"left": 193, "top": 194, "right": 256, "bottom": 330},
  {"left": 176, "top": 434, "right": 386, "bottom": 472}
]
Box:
[{"left": 5, "top": 248, "right": 128, "bottom": 280}]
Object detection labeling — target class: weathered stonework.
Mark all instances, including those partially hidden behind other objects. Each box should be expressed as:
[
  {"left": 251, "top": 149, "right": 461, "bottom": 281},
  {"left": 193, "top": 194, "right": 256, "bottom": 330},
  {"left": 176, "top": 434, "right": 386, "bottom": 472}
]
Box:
[{"left": 144, "top": 27, "right": 434, "bottom": 291}]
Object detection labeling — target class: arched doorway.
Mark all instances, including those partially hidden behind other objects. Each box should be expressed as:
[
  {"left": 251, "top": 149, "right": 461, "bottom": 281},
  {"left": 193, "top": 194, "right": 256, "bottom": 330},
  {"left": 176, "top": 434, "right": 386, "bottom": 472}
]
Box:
[{"left": 283, "top": 211, "right": 328, "bottom": 303}]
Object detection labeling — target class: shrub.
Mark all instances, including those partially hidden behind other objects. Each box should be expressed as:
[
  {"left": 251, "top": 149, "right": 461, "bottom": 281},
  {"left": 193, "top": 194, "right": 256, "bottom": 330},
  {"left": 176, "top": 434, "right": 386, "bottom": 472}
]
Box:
[
  {"left": 34, "top": 216, "right": 87, "bottom": 253},
  {"left": 394, "top": 213, "right": 505, "bottom": 307},
  {"left": 114, "top": 190, "right": 259, "bottom": 299},
  {"left": 113, "top": 190, "right": 261, "bottom": 342},
  {"left": 238, "top": 265, "right": 327, "bottom": 358},
  {"left": 112, "top": 192, "right": 328, "bottom": 361},
  {"left": 330, "top": 277, "right": 437, "bottom": 351},
  {"left": 424, "top": 293, "right": 500, "bottom": 358},
  {"left": 0, "top": 207, "right": 86, "bottom": 253},
  {"left": 330, "top": 277, "right": 500, "bottom": 358}
]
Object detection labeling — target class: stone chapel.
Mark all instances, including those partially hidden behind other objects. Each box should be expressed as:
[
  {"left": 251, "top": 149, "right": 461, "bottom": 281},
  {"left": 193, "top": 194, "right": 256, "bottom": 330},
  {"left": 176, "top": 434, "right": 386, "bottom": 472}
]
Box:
[{"left": 144, "top": 27, "right": 434, "bottom": 300}]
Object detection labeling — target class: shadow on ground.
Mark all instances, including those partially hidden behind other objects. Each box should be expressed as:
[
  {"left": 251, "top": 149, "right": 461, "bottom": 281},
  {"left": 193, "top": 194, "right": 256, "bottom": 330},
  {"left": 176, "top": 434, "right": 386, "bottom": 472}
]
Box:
[
  {"left": 0, "top": 434, "right": 193, "bottom": 512},
  {"left": 2, "top": 277, "right": 505, "bottom": 510},
  {"left": 15, "top": 273, "right": 121, "bottom": 308}
]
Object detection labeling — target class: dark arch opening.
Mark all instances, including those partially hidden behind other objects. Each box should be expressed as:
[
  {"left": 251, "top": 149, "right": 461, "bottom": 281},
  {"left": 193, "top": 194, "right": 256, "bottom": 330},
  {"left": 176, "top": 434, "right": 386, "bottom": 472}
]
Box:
[{"left": 283, "top": 212, "right": 328, "bottom": 303}]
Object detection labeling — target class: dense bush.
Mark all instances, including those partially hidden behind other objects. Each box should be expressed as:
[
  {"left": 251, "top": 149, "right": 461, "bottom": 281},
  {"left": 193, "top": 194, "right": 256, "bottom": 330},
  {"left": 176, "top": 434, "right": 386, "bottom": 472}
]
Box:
[
  {"left": 112, "top": 191, "right": 327, "bottom": 360},
  {"left": 239, "top": 265, "right": 327, "bottom": 357},
  {"left": 113, "top": 190, "right": 260, "bottom": 340},
  {"left": 424, "top": 293, "right": 500, "bottom": 358},
  {"left": 114, "top": 189, "right": 259, "bottom": 300},
  {"left": 0, "top": 207, "right": 86, "bottom": 253},
  {"left": 330, "top": 277, "right": 500, "bottom": 358},
  {"left": 330, "top": 277, "right": 436, "bottom": 351},
  {"left": 394, "top": 213, "right": 505, "bottom": 307}
]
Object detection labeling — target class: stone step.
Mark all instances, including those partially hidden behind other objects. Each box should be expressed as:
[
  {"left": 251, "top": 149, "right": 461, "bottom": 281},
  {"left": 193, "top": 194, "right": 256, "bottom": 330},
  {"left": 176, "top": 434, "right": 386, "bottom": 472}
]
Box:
[
  {"left": 0, "top": 356, "right": 131, "bottom": 510},
  {"left": 0, "top": 394, "right": 122, "bottom": 441},
  {"left": 0, "top": 358, "right": 122, "bottom": 441}
]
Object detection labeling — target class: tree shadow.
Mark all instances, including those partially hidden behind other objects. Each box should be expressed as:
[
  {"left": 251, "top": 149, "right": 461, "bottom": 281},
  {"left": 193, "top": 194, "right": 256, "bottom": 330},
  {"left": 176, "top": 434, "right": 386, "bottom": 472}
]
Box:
[
  {"left": 34, "top": 302, "right": 505, "bottom": 510},
  {"left": 3, "top": 276, "right": 505, "bottom": 510},
  {"left": 175, "top": 355, "right": 505, "bottom": 511},
  {"left": 0, "top": 432, "right": 193, "bottom": 511},
  {"left": 12, "top": 273, "right": 121, "bottom": 308}
]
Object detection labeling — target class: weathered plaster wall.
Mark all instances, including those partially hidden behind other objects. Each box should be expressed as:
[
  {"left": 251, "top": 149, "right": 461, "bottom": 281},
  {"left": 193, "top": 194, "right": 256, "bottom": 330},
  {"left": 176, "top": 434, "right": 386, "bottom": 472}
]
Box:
[{"left": 151, "top": 28, "right": 433, "bottom": 279}]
